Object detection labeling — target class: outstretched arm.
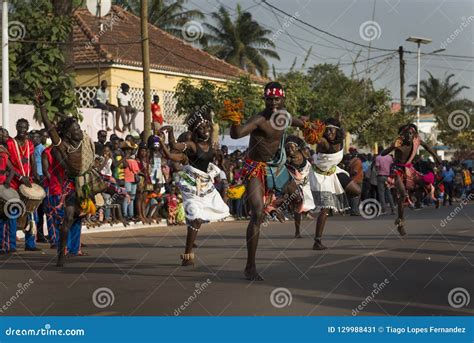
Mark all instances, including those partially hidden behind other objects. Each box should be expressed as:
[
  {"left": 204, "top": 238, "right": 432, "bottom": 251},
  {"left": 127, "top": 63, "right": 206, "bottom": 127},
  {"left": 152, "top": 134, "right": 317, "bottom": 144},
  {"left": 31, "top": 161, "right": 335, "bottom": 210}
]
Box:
[
  {"left": 421, "top": 140, "right": 442, "bottom": 165},
  {"left": 290, "top": 116, "right": 307, "bottom": 129},
  {"left": 159, "top": 138, "right": 186, "bottom": 163},
  {"left": 381, "top": 137, "right": 401, "bottom": 156},
  {"left": 34, "top": 89, "right": 61, "bottom": 146},
  {"left": 230, "top": 114, "right": 261, "bottom": 139}
]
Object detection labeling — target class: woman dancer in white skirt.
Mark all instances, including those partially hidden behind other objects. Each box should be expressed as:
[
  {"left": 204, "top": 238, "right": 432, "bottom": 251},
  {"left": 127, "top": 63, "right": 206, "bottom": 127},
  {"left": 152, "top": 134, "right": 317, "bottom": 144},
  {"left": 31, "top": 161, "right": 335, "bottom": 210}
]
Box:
[
  {"left": 285, "top": 135, "right": 315, "bottom": 238},
  {"left": 159, "top": 109, "right": 230, "bottom": 266},
  {"left": 310, "top": 118, "right": 361, "bottom": 250}
]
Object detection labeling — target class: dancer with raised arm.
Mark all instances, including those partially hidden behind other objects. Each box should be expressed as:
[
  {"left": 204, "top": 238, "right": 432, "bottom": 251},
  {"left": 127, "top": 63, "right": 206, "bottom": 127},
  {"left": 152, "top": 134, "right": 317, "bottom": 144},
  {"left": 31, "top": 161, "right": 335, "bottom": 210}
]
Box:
[
  {"left": 158, "top": 108, "right": 229, "bottom": 267},
  {"left": 221, "top": 82, "right": 323, "bottom": 280},
  {"left": 310, "top": 118, "right": 361, "bottom": 250},
  {"left": 381, "top": 124, "right": 441, "bottom": 235},
  {"left": 34, "top": 89, "right": 127, "bottom": 266}
]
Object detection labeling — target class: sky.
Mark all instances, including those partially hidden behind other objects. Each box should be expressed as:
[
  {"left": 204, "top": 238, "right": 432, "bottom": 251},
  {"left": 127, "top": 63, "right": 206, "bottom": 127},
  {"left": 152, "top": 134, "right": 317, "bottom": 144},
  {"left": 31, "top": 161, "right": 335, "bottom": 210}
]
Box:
[{"left": 187, "top": 0, "right": 474, "bottom": 101}]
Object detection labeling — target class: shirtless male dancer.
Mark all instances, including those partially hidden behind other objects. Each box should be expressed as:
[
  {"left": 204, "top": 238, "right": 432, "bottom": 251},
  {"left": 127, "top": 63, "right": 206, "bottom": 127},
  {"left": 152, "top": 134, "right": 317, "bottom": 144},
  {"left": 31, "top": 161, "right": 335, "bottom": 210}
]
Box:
[{"left": 225, "top": 82, "right": 314, "bottom": 280}]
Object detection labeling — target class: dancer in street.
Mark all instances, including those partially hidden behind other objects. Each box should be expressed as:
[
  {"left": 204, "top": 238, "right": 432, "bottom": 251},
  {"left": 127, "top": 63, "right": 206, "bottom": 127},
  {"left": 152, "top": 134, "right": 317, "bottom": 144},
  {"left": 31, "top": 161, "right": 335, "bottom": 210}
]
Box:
[
  {"left": 222, "top": 82, "right": 323, "bottom": 280},
  {"left": 381, "top": 124, "right": 441, "bottom": 235},
  {"left": 158, "top": 109, "right": 229, "bottom": 267},
  {"left": 35, "top": 89, "right": 127, "bottom": 266},
  {"left": 310, "top": 118, "right": 361, "bottom": 250}
]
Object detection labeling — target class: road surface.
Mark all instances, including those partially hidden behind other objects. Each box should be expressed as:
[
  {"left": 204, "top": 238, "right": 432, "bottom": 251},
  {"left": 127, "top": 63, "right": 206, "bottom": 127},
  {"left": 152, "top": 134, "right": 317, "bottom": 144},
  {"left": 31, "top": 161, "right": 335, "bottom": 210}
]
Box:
[{"left": 1, "top": 204, "right": 473, "bottom": 316}]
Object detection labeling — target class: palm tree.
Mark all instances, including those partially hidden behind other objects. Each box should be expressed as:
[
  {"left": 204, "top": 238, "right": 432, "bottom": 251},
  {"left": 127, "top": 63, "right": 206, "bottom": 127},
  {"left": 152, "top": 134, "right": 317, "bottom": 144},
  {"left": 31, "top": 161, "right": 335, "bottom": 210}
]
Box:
[
  {"left": 407, "top": 72, "right": 469, "bottom": 113},
  {"left": 114, "top": 0, "right": 204, "bottom": 37},
  {"left": 407, "top": 72, "right": 473, "bottom": 148},
  {"left": 203, "top": 5, "right": 279, "bottom": 77}
]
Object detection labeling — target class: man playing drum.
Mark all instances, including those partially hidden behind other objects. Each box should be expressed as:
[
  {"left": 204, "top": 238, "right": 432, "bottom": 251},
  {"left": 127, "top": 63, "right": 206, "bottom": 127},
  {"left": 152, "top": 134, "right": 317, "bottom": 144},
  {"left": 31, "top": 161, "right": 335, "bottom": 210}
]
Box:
[{"left": 5, "top": 119, "right": 41, "bottom": 252}]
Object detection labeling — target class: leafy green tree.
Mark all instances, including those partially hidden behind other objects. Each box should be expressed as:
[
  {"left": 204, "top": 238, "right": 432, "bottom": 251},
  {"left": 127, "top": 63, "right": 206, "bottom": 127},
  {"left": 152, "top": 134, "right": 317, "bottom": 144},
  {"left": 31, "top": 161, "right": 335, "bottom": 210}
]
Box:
[
  {"left": 278, "top": 71, "right": 314, "bottom": 118},
  {"left": 3, "top": 0, "right": 79, "bottom": 121},
  {"left": 173, "top": 79, "right": 220, "bottom": 118},
  {"left": 278, "top": 64, "right": 413, "bottom": 148},
  {"left": 174, "top": 76, "right": 263, "bottom": 128},
  {"left": 203, "top": 5, "right": 279, "bottom": 77}
]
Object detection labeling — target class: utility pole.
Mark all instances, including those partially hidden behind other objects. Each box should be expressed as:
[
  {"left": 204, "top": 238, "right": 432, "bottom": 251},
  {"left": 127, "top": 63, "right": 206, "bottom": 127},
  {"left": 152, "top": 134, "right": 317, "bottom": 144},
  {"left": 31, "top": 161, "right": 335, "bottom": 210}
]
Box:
[
  {"left": 398, "top": 46, "right": 405, "bottom": 114},
  {"left": 141, "top": 0, "right": 151, "bottom": 140},
  {"left": 97, "top": 0, "right": 101, "bottom": 87},
  {"left": 2, "top": 0, "right": 9, "bottom": 129}
]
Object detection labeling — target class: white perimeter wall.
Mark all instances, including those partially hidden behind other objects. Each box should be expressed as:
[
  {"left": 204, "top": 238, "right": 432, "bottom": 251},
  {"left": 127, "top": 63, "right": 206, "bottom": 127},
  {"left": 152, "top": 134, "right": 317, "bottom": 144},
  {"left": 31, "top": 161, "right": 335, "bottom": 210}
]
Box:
[{"left": 0, "top": 103, "right": 144, "bottom": 140}]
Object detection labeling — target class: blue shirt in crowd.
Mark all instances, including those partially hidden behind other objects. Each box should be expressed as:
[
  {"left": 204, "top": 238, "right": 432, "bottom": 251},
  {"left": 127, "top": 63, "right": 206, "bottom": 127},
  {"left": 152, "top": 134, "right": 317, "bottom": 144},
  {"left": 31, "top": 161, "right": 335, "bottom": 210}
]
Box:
[
  {"left": 34, "top": 144, "right": 45, "bottom": 176},
  {"left": 442, "top": 168, "right": 455, "bottom": 183}
]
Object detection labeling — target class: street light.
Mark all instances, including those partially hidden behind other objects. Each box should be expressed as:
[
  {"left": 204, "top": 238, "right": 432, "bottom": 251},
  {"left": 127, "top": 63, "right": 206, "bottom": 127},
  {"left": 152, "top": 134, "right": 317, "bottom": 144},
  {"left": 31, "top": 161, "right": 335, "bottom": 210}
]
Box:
[{"left": 406, "top": 36, "right": 432, "bottom": 129}]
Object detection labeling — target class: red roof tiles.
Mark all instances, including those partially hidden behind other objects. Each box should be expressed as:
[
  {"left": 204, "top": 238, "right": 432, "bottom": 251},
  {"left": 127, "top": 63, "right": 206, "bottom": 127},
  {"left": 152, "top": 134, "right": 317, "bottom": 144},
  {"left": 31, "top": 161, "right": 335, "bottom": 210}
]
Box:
[{"left": 73, "top": 6, "right": 266, "bottom": 83}]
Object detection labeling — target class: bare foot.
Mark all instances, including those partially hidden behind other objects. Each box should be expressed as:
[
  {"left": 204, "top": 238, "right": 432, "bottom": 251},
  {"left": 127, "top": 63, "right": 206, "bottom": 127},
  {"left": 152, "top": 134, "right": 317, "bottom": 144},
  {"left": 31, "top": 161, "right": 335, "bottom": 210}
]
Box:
[
  {"left": 312, "top": 240, "right": 328, "bottom": 250},
  {"left": 181, "top": 258, "right": 194, "bottom": 266},
  {"left": 395, "top": 218, "right": 407, "bottom": 236},
  {"left": 244, "top": 267, "right": 264, "bottom": 281}
]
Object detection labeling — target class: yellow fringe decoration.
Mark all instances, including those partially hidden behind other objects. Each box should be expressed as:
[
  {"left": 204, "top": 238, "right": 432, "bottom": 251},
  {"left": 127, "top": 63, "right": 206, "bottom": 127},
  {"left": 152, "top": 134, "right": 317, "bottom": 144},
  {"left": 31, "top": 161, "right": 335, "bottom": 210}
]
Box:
[
  {"left": 220, "top": 98, "right": 244, "bottom": 125},
  {"left": 80, "top": 198, "right": 97, "bottom": 216},
  {"left": 303, "top": 120, "right": 326, "bottom": 145}
]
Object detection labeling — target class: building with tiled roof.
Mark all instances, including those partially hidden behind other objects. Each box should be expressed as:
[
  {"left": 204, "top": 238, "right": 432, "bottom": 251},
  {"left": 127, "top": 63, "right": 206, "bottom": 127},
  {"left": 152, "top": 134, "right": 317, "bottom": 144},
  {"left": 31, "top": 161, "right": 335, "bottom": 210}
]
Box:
[{"left": 73, "top": 5, "right": 265, "bottom": 127}]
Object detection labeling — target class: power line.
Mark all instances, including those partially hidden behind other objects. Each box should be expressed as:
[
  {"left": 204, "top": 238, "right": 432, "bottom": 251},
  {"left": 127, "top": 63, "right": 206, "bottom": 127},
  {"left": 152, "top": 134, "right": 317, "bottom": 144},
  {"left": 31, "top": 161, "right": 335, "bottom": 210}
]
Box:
[
  {"left": 256, "top": 0, "right": 353, "bottom": 53},
  {"left": 262, "top": 0, "right": 474, "bottom": 60},
  {"left": 262, "top": 0, "right": 394, "bottom": 52},
  {"left": 239, "top": 1, "right": 392, "bottom": 66}
]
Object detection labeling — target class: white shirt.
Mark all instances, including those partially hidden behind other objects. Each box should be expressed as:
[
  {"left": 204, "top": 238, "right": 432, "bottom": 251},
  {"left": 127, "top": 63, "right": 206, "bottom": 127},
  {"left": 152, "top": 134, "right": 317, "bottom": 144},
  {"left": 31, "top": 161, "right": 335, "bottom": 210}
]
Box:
[
  {"left": 95, "top": 88, "right": 109, "bottom": 104},
  {"left": 101, "top": 158, "right": 113, "bottom": 177},
  {"left": 117, "top": 91, "right": 131, "bottom": 107}
]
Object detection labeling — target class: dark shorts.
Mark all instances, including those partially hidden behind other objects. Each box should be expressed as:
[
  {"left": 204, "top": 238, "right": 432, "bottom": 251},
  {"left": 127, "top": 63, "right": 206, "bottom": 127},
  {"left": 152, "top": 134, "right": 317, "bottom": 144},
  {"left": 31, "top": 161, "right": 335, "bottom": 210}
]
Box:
[{"left": 95, "top": 103, "right": 116, "bottom": 112}]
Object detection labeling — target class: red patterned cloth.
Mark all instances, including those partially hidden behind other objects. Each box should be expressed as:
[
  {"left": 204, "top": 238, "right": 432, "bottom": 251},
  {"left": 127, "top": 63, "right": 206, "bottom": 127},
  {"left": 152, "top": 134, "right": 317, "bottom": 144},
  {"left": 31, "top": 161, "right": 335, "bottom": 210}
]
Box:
[{"left": 6, "top": 138, "right": 34, "bottom": 190}]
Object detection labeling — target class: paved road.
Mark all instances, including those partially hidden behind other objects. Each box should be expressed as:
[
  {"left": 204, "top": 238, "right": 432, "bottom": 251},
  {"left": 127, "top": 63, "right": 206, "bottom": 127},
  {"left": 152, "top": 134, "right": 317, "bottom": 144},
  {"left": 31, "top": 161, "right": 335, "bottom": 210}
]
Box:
[{"left": 1, "top": 203, "right": 473, "bottom": 316}]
